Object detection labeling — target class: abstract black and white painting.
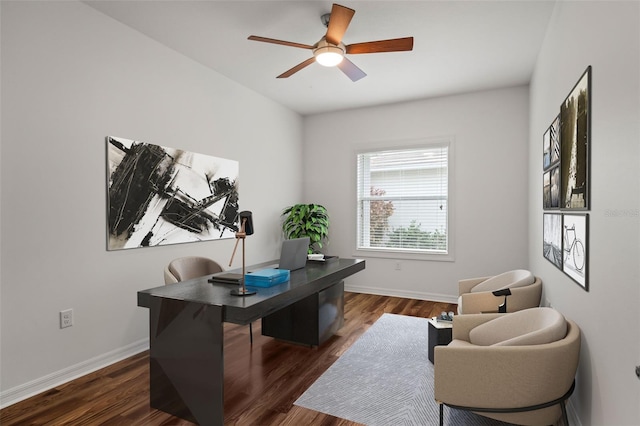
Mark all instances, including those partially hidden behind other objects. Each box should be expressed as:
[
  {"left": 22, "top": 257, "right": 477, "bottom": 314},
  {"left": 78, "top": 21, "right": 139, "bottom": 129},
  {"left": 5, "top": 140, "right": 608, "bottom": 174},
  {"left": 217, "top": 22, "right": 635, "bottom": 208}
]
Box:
[
  {"left": 106, "top": 136, "right": 239, "bottom": 250},
  {"left": 543, "top": 213, "right": 562, "bottom": 269},
  {"left": 560, "top": 66, "right": 590, "bottom": 209}
]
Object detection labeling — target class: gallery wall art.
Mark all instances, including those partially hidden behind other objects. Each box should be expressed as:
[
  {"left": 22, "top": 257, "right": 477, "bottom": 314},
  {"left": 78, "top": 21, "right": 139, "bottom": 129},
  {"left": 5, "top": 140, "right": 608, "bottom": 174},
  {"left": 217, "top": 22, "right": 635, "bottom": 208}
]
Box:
[
  {"left": 542, "top": 66, "right": 591, "bottom": 292},
  {"left": 106, "top": 136, "right": 240, "bottom": 250}
]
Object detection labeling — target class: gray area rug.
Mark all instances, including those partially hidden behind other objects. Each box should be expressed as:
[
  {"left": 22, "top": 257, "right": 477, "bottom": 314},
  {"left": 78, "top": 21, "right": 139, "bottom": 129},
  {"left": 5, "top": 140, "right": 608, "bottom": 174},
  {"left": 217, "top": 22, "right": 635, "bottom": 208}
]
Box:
[{"left": 295, "top": 313, "right": 514, "bottom": 425}]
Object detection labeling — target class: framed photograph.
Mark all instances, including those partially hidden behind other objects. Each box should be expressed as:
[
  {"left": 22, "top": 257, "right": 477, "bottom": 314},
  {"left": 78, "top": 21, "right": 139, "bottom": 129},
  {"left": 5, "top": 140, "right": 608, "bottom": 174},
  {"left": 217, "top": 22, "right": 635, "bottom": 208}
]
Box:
[
  {"left": 106, "top": 136, "right": 240, "bottom": 250},
  {"left": 550, "top": 165, "right": 560, "bottom": 209},
  {"left": 550, "top": 115, "right": 560, "bottom": 166},
  {"left": 543, "top": 126, "right": 551, "bottom": 170},
  {"left": 543, "top": 114, "right": 560, "bottom": 171},
  {"left": 543, "top": 170, "right": 551, "bottom": 209},
  {"left": 543, "top": 213, "right": 562, "bottom": 269},
  {"left": 560, "top": 66, "right": 591, "bottom": 209},
  {"left": 543, "top": 166, "right": 561, "bottom": 210},
  {"left": 562, "top": 213, "right": 588, "bottom": 291}
]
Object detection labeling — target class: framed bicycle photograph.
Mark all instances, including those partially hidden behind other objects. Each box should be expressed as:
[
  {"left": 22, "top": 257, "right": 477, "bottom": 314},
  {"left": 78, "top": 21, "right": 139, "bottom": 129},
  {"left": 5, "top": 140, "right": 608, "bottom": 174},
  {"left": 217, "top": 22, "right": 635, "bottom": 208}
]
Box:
[
  {"left": 543, "top": 213, "right": 562, "bottom": 270},
  {"left": 562, "top": 213, "right": 588, "bottom": 291}
]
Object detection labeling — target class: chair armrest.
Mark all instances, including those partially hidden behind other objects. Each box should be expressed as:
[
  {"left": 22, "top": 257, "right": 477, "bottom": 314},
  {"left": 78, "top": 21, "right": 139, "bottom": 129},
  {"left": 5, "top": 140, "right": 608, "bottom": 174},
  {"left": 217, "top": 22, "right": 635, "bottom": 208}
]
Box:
[
  {"left": 458, "top": 291, "right": 503, "bottom": 314},
  {"left": 459, "top": 276, "right": 491, "bottom": 295},
  {"left": 505, "top": 278, "right": 543, "bottom": 312},
  {"left": 434, "top": 320, "right": 580, "bottom": 409},
  {"left": 451, "top": 313, "right": 504, "bottom": 341},
  {"left": 458, "top": 277, "right": 543, "bottom": 314}
]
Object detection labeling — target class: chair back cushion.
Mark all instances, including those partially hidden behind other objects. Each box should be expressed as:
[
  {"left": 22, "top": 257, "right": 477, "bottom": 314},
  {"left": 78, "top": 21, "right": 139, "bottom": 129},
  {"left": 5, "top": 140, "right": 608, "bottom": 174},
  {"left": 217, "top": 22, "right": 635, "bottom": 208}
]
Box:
[
  {"left": 469, "top": 307, "right": 567, "bottom": 346},
  {"left": 168, "top": 257, "right": 223, "bottom": 282},
  {"left": 470, "top": 269, "right": 534, "bottom": 293}
]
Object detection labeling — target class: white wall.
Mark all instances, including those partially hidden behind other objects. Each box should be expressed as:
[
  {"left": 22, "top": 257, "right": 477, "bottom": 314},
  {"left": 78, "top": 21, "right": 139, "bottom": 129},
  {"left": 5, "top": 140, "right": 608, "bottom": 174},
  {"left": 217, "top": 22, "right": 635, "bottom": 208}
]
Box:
[
  {"left": 529, "top": 2, "right": 640, "bottom": 425},
  {"left": 304, "top": 86, "right": 530, "bottom": 302},
  {"left": 0, "top": 1, "right": 303, "bottom": 403}
]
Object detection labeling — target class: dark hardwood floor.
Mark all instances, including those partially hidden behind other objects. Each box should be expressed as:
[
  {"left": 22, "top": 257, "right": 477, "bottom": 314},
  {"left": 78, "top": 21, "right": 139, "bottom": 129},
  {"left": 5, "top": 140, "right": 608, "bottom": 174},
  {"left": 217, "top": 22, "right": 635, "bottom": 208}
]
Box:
[{"left": 0, "top": 292, "right": 457, "bottom": 425}]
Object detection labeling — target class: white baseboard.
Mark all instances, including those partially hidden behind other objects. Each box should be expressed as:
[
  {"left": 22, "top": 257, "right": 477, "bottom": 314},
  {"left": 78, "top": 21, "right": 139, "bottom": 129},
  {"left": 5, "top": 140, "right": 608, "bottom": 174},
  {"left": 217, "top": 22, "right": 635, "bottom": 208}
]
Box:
[
  {"left": 566, "top": 397, "right": 582, "bottom": 426},
  {"left": 345, "top": 284, "right": 458, "bottom": 304},
  {"left": 0, "top": 338, "right": 149, "bottom": 409}
]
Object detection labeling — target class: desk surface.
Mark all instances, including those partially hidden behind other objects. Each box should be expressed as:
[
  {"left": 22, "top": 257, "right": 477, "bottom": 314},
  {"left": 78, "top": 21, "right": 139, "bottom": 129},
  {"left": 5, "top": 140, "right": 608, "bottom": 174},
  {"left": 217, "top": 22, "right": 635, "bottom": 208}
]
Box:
[{"left": 138, "top": 258, "right": 365, "bottom": 325}]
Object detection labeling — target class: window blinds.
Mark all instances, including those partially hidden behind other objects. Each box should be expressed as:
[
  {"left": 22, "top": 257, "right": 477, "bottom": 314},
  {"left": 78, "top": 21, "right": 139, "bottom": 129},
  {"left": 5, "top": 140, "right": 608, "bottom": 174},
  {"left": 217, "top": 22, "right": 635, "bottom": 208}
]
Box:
[{"left": 357, "top": 144, "right": 448, "bottom": 253}]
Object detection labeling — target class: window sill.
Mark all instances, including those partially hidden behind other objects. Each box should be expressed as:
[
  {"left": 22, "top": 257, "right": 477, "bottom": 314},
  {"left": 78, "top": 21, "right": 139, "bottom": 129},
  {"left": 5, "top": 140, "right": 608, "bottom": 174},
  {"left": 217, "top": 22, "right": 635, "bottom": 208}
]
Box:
[{"left": 353, "top": 248, "right": 454, "bottom": 262}]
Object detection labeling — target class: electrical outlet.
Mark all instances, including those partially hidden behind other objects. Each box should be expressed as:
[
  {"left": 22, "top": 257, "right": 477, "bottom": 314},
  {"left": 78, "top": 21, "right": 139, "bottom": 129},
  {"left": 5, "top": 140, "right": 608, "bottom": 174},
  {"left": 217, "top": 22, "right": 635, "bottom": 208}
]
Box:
[{"left": 60, "top": 309, "right": 73, "bottom": 329}]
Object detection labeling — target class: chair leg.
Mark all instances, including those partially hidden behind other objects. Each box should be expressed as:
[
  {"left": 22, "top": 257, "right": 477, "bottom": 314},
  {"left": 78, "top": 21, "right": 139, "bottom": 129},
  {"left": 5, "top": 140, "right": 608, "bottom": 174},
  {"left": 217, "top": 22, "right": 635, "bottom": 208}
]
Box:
[
  {"left": 560, "top": 401, "right": 569, "bottom": 426},
  {"left": 439, "top": 403, "right": 444, "bottom": 426},
  {"left": 249, "top": 322, "right": 253, "bottom": 345}
]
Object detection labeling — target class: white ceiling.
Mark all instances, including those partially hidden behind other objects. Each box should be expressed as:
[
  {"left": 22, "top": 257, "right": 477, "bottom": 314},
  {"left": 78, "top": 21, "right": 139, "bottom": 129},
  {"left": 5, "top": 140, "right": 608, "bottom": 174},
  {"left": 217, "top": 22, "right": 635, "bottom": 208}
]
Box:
[{"left": 85, "top": 1, "right": 556, "bottom": 116}]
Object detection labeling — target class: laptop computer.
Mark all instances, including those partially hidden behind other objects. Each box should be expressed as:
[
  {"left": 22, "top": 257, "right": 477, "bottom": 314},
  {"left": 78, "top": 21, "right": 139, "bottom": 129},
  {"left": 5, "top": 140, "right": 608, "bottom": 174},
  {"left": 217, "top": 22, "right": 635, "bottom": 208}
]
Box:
[{"left": 278, "top": 237, "right": 310, "bottom": 271}]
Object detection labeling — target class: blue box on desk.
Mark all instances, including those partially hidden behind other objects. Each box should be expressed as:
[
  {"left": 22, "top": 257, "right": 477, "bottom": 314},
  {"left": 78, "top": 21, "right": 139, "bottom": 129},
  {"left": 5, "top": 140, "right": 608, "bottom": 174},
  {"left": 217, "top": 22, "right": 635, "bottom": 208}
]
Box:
[{"left": 244, "top": 268, "right": 290, "bottom": 287}]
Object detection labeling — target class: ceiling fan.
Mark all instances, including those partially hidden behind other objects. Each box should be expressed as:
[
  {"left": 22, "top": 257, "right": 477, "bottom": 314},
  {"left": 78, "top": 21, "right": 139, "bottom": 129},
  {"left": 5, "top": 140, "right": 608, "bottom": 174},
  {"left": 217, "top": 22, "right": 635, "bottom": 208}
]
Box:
[{"left": 248, "top": 3, "right": 414, "bottom": 82}]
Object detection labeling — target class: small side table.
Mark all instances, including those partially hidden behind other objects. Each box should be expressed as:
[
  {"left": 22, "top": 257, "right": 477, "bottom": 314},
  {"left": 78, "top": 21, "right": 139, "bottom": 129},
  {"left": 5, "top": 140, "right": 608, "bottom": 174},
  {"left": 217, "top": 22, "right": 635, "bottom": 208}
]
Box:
[{"left": 428, "top": 317, "right": 453, "bottom": 363}]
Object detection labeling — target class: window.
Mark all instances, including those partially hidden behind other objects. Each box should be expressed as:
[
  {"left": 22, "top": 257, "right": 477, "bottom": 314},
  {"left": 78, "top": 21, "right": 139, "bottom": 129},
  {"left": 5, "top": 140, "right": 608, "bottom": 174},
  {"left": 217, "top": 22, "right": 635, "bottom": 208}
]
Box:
[{"left": 356, "top": 142, "right": 450, "bottom": 257}]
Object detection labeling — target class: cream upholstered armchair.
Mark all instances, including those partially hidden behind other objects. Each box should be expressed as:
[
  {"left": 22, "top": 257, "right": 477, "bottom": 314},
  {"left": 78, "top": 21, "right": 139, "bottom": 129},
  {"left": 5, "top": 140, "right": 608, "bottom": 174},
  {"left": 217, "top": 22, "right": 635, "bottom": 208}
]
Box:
[
  {"left": 457, "top": 269, "right": 542, "bottom": 314},
  {"left": 164, "top": 256, "right": 224, "bottom": 284},
  {"left": 434, "top": 307, "right": 580, "bottom": 426}
]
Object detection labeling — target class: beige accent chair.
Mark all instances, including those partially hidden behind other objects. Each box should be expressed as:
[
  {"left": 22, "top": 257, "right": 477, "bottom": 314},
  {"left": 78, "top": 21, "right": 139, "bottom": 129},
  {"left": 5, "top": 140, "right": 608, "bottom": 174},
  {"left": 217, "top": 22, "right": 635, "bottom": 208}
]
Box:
[
  {"left": 434, "top": 307, "right": 580, "bottom": 425},
  {"left": 457, "top": 269, "right": 542, "bottom": 314},
  {"left": 164, "top": 256, "right": 224, "bottom": 284}
]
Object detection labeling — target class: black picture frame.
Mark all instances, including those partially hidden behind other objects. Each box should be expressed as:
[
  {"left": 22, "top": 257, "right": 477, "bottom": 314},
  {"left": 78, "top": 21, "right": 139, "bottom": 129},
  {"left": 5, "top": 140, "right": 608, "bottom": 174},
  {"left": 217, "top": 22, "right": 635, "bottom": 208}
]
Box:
[
  {"left": 543, "top": 170, "right": 551, "bottom": 209},
  {"left": 543, "top": 114, "right": 560, "bottom": 171},
  {"left": 560, "top": 66, "right": 591, "bottom": 210},
  {"left": 550, "top": 114, "right": 560, "bottom": 166},
  {"left": 543, "top": 125, "right": 551, "bottom": 170},
  {"left": 550, "top": 165, "right": 560, "bottom": 209},
  {"left": 543, "top": 213, "right": 562, "bottom": 270},
  {"left": 562, "top": 213, "right": 588, "bottom": 291},
  {"left": 543, "top": 115, "right": 561, "bottom": 210}
]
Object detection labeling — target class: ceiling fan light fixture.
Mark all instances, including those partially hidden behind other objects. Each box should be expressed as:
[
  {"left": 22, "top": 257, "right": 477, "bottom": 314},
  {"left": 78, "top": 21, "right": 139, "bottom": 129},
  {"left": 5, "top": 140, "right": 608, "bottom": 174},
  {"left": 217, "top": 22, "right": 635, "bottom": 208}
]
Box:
[{"left": 314, "top": 45, "right": 344, "bottom": 67}]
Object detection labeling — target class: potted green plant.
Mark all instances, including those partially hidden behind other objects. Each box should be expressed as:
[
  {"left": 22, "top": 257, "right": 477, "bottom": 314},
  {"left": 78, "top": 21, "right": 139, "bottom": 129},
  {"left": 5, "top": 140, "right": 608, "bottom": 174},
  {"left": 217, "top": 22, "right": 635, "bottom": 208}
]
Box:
[{"left": 281, "top": 203, "right": 329, "bottom": 254}]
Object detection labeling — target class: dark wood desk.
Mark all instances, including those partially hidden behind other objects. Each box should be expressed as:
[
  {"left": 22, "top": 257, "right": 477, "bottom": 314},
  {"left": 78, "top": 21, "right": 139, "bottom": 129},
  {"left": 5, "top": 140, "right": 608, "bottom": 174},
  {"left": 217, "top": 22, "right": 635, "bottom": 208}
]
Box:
[{"left": 137, "top": 258, "right": 365, "bottom": 425}]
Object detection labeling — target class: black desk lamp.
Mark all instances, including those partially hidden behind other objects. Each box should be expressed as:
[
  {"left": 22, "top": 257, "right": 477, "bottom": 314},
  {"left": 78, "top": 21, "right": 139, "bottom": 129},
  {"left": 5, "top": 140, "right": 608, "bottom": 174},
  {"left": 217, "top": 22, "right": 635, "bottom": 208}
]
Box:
[
  {"left": 492, "top": 288, "right": 512, "bottom": 313},
  {"left": 228, "top": 210, "right": 256, "bottom": 297}
]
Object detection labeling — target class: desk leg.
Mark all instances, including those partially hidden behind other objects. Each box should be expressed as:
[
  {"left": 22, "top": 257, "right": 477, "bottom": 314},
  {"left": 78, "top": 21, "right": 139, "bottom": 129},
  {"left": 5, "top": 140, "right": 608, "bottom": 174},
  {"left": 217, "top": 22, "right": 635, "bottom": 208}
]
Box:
[{"left": 149, "top": 296, "right": 224, "bottom": 425}]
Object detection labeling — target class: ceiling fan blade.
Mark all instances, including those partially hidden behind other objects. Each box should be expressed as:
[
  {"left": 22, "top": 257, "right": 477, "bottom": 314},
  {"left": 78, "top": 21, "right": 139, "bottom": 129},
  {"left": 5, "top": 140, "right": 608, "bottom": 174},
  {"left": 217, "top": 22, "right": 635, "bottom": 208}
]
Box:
[
  {"left": 277, "top": 57, "right": 316, "bottom": 78},
  {"left": 337, "top": 58, "right": 366, "bottom": 82},
  {"left": 346, "top": 37, "right": 414, "bottom": 54},
  {"left": 248, "top": 35, "right": 314, "bottom": 50},
  {"left": 325, "top": 3, "right": 355, "bottom": 46}
]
